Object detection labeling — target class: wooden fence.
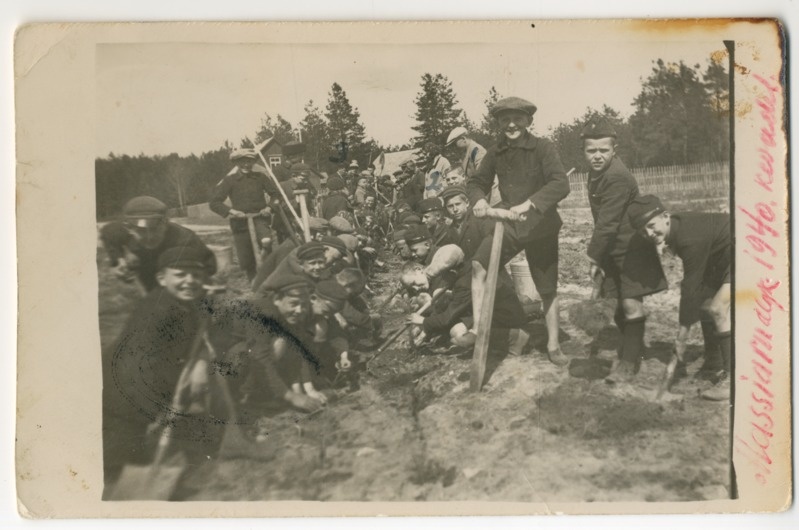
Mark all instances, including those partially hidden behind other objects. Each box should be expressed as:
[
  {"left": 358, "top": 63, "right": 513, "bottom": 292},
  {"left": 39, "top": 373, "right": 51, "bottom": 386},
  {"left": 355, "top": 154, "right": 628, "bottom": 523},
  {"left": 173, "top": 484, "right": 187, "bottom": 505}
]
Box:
[{"left": 561, "top": 161, "right": 730, "bottom": 208}]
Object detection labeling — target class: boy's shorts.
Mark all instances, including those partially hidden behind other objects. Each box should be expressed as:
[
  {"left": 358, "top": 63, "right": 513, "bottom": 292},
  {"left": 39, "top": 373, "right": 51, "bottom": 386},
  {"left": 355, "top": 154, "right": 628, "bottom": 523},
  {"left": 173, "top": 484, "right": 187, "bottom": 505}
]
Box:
[{"left": 600, "top": 232, "right": 668, "bottom": 300}]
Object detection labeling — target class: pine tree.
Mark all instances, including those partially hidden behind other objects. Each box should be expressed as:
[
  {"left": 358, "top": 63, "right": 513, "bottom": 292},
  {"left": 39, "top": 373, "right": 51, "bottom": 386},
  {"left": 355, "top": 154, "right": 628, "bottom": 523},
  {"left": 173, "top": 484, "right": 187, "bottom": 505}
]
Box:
[
  {"left": 325, "top": 83, "right": 367, "bottom": 167},
  {"left": 299, "top": 100, "right": 329, "bottom": 170},
  {"left": 249, "top": 113, "right": 296, "bottom": 146},
  {"left": 411, "top": 73, "right": 464, "bottom": 161}
]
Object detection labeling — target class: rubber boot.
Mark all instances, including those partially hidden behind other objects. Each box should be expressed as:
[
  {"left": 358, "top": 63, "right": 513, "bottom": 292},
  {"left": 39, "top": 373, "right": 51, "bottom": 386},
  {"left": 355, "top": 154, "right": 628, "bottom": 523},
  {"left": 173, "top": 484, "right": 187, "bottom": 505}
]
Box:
[
  {"left": 606, "top": 316, "right": 645, "bottom": 384},
  {"left": 696, "top": 320, "right": 723, "bottom": 379}
]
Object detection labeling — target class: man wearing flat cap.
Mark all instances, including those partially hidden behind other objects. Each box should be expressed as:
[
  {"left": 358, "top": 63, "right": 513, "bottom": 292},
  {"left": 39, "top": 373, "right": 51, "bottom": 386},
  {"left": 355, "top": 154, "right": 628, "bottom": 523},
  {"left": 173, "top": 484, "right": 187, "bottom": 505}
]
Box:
[
  {"left": 582, "top": 118, "right": 667, "bottom": 383},
  {"left": 100, "top": 195, "right": 217, "bottom": 292},
  {"left": 210, "top": 148, "right": 276, "bottom": 281},
  {"left": 630, "top": 195, "right": 732, "bottom": 400},
  {"left": 467, "top": 96, "right": 571, "bottom": 366}
]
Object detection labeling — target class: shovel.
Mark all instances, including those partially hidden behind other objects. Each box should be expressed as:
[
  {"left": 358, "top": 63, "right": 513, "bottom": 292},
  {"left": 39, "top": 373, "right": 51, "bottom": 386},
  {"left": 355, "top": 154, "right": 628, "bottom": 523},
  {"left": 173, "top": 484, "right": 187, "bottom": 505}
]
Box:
[{"left": 106, "top": 331, "right": 205, "bottom": 500}]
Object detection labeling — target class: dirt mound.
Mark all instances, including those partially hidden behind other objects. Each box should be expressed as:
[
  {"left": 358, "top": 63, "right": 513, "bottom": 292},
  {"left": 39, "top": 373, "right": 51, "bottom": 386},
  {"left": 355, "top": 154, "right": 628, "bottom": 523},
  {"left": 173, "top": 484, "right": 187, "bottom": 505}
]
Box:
[{"left": 536, "top": 380, "right": 672, "bottom": 439}]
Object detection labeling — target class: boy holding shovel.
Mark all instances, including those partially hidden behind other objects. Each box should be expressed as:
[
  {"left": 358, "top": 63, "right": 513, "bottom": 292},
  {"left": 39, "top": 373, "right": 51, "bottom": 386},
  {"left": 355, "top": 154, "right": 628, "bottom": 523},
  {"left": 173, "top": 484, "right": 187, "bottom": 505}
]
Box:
[
  {"left": 467, "top": 97, "right": 571, "bottom": 366},
  {"left": 581, "top": 119, "right": 667, "bottom": 383},
  {"left": 629, "top": 195, "right": 732, "bottom": 400}
]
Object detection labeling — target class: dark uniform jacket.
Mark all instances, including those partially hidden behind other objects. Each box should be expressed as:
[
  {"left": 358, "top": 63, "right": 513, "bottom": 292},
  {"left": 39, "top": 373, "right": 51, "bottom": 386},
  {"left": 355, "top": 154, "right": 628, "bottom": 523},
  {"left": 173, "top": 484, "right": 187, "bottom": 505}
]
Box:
[
  {"left": 666, "top": 212, "right": 731, "bottom": 326},
  {"left": 209, "top": 167, "right": 278, "bottom": 234},
  {"left": 468, "top": 132, "right": 570, "bottom": 241},
  {"left": 321, "top": 192, "right": 351, "bottom": 220},
  {"left": 448, "top": 211, "right": 494, "bottom": 262},
  {"left": 586, "top": 156, "right": 640, "bottom": 264},
  {"left": 100, "top": 222, "right": 217, "bottom": 291},
  {"left": 401, "top": 171, "right": 425, "bottom": 210}
]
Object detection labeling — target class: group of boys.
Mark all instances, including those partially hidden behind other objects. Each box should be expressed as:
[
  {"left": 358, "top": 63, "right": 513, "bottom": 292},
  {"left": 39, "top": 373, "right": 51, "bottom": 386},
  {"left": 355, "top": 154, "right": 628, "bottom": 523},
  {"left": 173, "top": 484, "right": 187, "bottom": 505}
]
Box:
[{"left": 100, "top": 93, "right": 733, "bottom": 493}]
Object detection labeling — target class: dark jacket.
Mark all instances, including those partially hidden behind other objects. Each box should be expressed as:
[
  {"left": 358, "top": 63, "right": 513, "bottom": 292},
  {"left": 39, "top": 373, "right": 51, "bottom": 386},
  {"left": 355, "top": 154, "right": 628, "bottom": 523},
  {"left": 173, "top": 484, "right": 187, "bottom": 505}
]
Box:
[
  {"left": 586, "top": 156, "right": 640, "bottom": 263},
  {"left": 468, "top": 132, "right": 570, "bottom": 241},
  {"left": 100, "top": 221, "right": 217, "bottom": 291},
  {"left": 448, "top": 211, "right": 494, "bottom": 262},
  {"left": 321, "top": 192, "right": 351, "bottom": 220},
  {"left": 666, "top": 212, "right": 731, "bottom": 326},
  {"left": 209, "top": 169, "right": 272, "bottom": 218}
]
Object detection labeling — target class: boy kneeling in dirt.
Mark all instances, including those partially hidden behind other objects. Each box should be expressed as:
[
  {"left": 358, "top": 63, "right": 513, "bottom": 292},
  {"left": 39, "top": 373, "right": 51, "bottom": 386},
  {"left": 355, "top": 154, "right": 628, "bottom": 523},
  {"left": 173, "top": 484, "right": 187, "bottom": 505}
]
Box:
[
  {"left": 307, "top": 279, "right": 359, "bottom": 390},
  {"left": 628, "top": 195, "right": 732, "bottom": 401},
  {"left": 102, "top": 246, "right": 216, "bottom": 488},
  {"left": 400, "top": 244, "right": 530, "bottom": 354},
  {"left": 236, "top": 273, "right": 326, "bottom": 413},
  {"left": 335, "top": 267, "right": 384, "bottom": 350}
]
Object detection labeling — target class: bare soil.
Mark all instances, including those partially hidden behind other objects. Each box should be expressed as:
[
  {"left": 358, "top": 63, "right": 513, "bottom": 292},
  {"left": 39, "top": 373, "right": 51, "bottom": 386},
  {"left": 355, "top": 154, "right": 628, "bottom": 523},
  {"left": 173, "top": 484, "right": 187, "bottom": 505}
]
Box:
[{"left": 98, "top": 207, "right": 731, "bottom": 502}]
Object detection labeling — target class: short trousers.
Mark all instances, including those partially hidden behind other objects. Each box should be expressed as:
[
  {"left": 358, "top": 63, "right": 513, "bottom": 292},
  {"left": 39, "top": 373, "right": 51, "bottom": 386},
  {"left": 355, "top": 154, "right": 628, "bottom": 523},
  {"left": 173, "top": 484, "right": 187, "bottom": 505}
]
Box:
[{"left": 600, "top": 231, "right": 668, "bottom": 300}]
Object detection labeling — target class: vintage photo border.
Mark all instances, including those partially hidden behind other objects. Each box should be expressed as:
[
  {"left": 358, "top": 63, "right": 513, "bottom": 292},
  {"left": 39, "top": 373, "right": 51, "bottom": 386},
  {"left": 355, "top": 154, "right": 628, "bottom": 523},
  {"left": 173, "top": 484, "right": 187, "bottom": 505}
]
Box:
[{"left": 13, "top": 19, "right": 791, "bottom": 518}]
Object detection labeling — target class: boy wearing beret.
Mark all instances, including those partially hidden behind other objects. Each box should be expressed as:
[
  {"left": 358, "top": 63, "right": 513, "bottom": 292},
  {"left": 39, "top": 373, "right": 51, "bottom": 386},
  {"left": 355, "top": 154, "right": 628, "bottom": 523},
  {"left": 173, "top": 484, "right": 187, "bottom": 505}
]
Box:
[
  {"left": 581, "top": 119, "right": 668, "bottom": 382},
  {"left": 100, "top": 195, "right": 217, "bottom": 292},
  {"left": 467, "top": 97, "right": 571, "bottom": 365},
  {"left": 630, "top": 195, "right": 732, "bottom": 400},
  {"left": 210, "top": 149, "right": 276, "bottom": 281},
  {"left": 102, "top": 246, "right": 215, "bottom": 489}
]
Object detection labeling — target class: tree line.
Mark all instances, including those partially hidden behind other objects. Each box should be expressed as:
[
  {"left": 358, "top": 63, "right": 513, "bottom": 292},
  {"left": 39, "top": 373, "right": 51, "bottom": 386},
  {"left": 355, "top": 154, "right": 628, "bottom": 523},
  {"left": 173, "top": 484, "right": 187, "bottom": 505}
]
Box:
[{"left": 96, "top": 57, "right": 728, "bottom": 218}]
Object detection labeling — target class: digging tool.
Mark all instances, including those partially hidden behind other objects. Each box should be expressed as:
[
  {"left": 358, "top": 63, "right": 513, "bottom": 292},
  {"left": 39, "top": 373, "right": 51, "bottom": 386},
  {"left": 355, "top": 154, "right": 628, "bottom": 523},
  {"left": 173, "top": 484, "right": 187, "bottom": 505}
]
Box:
[
  {"left": 246, "top": 213, "right": 265, "bottom": 269},
  {"left": 469, "top": 207, "right": 526, "bottom": 392},
  {"left": 293, "top": 188, "right": 313, "bottom": 242},
  {"left": 655, "top": 341, "right": 685, "bottom": 401},
  {"left": 248, "top": 137, "right": 305, "bottom": 230},
  {"left": 273, "top": 200, "right": 303, "bottom": 247},
  {"left": 376, "top": 284, "right": 404, "bottom": 313},
  {"left": 107, "top": 325, "right": 207, "bottom": 500},
  {"left": 567, "top": 268, "right": 615, "bottom": 337},
  {"left": 366, "top": 289, "right": 445, "bottom": 366}
]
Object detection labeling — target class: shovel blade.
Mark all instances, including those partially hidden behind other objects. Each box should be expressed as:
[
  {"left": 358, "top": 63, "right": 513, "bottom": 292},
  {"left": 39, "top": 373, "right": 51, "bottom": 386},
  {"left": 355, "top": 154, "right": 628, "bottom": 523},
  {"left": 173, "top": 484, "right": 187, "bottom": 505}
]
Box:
[{"left": 105, "top": 458, "right": 185, "bottom": 501}]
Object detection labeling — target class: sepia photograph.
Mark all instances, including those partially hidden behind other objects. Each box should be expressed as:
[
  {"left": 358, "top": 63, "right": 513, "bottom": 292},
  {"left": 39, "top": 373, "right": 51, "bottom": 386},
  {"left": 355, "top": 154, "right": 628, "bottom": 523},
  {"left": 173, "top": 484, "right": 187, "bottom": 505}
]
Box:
[{"left": 13, "top": 19, "right": 791, "bottom": 518}]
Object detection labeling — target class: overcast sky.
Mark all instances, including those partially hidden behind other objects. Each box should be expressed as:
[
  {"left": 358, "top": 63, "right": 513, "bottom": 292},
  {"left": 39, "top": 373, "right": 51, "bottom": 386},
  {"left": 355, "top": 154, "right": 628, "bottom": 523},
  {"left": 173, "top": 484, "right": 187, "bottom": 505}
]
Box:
[{"left": 96, "top": 40, "right": 726, "bottom": 157}]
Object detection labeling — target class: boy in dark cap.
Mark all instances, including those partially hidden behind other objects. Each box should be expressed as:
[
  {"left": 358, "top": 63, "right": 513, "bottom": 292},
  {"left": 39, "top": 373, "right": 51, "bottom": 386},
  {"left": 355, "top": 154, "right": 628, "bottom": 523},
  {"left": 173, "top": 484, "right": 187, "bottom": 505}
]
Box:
[
  {"left": 100, "top": 195, "right": 217, "bottom": 292},
  {"left": 102, "top": 246, "right": 215, "bottom": 489},
  {"left": 417, "top": 197, "right": 453, "bottom": 247},
  {"left": 238, "top": 273, "right": 324, "bottom": 413},
  {"left": 209, "top": 149, "right": 277, "bottom": 280},
  {"left": 404, "top": 225, "right": 437, "bottom": 264},
  {"left": 439, "top": 185, "right": 494, "bottom": 262},
  {"left": 630, "top": 195, "right": 732, "bottom": 400},
  {"left": 467, "top": 97, "right": 571, "bottom": 365},
  {"left": 581, "top": 119, "right": 668, "bottom": 382},
  {"left": 306, "top": 280, "right": 355, "bottom": 387},
  {"left": 321, "top": 175, "right": 352, "bottom": 220}
]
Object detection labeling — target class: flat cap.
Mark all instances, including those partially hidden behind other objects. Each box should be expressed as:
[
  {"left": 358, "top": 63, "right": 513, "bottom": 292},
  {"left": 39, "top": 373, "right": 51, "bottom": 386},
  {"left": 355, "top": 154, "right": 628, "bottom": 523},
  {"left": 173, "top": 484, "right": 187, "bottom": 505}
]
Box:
[
  {"left": 404, "top": 225, "right": 432, "bottom": 246},
  {"left": 580, "top": 118, "right": 617, "bottom": 139},
  {"left": 124, "top": 196, "right": 167, "bottom": 227},
  {"left": 296, "top": 241, "right": 327, "bottom": 261},
  {"left": 329, "top": 216, "right": 354, "bottom": 234},
  {"left": 314, "top": 280, "right": 349, "bottom": 304},
  {"left": 490, "top": 96, "right": 537, "bottom": 117},
  {"left": 446, "top": 126, "right": 468, "bottom": 146},
  {"left": 320, "top": 235, "right": 347, "bottom": 255},
  {"left": 230, "top": 148, "right": 258, "bottom": 161},
  {"left": 326, "top": 175, "right": 345, "bottom": 191},
  {"left": 417, "top": 197, "right": 444, "bottom": 214},
  {"left": 157, "top": 246, "right": 209, "bottom": 272},
  {"left": 392, "top": 229, "right": 407, "bottom": 243},
  {"left": 628, "top": 195, "right": 666, "bottom": 230},
  {"left": 439, "top": 185, "right": 469, "bottom": 205},
  {"left": 263, "top": 272, "right": 313, "bottom": 294},
  {"left": 308, "top": 217, "right": 330, "bottom": 231},
  {"left": 348, "top": 160, "right": 360, "bottom": 169}
]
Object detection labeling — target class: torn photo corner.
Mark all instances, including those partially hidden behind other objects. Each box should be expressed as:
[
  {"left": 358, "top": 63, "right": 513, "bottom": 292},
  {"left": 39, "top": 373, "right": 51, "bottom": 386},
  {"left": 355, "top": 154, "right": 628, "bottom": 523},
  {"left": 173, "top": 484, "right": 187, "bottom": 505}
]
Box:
[{"left": 14, "top": 19, "right": 790, "bottom": 518}]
